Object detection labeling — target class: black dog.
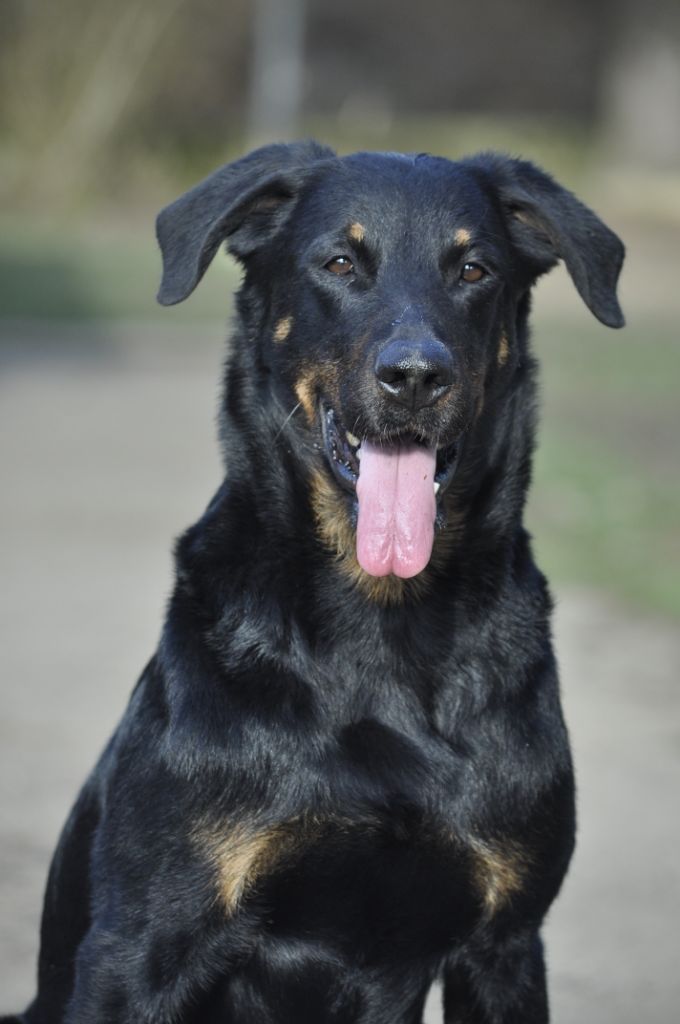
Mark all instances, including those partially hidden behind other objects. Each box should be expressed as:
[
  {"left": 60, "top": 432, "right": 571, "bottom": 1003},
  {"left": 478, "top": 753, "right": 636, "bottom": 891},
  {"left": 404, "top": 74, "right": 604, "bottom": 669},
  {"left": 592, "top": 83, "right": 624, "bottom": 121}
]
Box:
[{"left": 7, "top": 142, "right": 624, "bottom": 1023}]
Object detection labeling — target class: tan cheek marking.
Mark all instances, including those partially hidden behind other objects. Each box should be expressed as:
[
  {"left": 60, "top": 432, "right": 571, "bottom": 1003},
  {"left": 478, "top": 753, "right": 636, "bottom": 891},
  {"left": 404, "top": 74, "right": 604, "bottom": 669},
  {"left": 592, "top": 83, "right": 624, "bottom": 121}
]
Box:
[
  {"left": 294, "top": 371, "right": 317, "bottom": 426},
  {"left": 348, "top": 221, "right": 365, "bottom": 243},
  {"left": 454, "top": 227, "right": 472, "bottom": 246},
  {"left": 471, "top": 839, "right": 526, "bottom": 914},
  {"left": 294, "top": 361, "right": 343, "bottom": 428},
  {"left": 274, "top": 315, "right": 293, "bottom": 344},
  {"left": 497, "top": 332, "right": 510, "bottom": 367}
]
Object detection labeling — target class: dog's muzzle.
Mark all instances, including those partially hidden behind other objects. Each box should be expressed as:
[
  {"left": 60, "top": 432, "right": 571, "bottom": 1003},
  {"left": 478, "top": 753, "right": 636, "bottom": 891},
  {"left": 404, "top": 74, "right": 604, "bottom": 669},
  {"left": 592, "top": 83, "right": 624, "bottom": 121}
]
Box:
[{"left": 321, "top": 405, "right": 462, "bottom": 578}]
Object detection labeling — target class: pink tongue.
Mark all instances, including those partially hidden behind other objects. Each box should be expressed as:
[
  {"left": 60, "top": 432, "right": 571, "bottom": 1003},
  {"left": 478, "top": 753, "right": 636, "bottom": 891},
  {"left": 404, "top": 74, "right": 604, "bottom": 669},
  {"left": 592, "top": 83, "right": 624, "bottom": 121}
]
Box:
[{"left": 356, "top": 440, "right": 437, "bottom": 578}]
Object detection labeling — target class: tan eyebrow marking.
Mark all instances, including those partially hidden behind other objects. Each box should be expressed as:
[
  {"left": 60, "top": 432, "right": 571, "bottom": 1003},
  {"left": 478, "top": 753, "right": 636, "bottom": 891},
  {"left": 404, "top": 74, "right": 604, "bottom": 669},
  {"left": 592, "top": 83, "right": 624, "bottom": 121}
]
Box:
[
  {"left": 348, "top": 222, "right": 366, "bottom": 243},
  {"left": 454, "top": 227, "right": 472, "bottom": 246},
  {"left": 273, "top": 316, "right": 293, "bottom": 343}
]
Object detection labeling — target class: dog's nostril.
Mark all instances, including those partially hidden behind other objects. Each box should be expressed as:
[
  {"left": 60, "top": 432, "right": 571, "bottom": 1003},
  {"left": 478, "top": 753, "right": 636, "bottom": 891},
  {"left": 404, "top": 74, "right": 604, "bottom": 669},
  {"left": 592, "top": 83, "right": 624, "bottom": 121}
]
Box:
[
  {"left": 375, "top": 339, "right": 454, "bottom": 410},
  {"left": 378, "top": 365, "right": 408, "bottom": 386},
  {"left": 423, "top": 367, "right": 450, "bottom": 388}
]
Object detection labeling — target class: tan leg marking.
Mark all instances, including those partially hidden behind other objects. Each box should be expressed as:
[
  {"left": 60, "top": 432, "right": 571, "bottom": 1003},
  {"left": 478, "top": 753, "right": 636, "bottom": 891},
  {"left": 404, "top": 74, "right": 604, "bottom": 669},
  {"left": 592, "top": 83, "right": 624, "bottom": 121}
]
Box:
[
  {"left": 274, "top": 315, "right": 293, "bottom": 344},
  {"left": 454, "top": 227, "right": 472, "bottom": 246}
]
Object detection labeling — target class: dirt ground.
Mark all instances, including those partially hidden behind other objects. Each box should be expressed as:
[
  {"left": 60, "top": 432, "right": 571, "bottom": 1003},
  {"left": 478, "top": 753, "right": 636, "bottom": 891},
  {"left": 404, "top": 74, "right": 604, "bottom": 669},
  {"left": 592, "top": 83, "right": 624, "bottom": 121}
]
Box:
[{"left": 1, "top": 323, "right": 678, "bottom": 1021}]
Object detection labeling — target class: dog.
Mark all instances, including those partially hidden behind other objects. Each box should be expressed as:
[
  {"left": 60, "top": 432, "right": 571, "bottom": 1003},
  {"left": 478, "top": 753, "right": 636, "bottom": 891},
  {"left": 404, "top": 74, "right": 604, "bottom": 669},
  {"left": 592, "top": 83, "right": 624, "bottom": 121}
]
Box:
[{"left": 6, "top": 142, "right": 624, "bottom": 1023}]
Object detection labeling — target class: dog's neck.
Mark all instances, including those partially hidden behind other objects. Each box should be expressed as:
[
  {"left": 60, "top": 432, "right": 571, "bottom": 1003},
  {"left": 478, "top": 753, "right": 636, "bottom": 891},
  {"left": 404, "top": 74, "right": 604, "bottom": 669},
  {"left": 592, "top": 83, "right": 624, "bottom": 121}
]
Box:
[{"left": 167, "top": 342, "right": 544, "bottom": 700}]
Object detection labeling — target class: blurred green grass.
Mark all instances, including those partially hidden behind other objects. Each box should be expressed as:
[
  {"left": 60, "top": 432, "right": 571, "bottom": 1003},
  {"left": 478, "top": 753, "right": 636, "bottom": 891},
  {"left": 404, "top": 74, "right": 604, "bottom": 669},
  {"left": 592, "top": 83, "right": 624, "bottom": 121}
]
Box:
[
  {"left": 1, "top": 218, "right": 678, "bottom": 619},
  {"left": 528, "top": 316, "right": 679, "bottom": 619},
  {"left": 0, "top": 216, "right": 237, "bottom": 323}
]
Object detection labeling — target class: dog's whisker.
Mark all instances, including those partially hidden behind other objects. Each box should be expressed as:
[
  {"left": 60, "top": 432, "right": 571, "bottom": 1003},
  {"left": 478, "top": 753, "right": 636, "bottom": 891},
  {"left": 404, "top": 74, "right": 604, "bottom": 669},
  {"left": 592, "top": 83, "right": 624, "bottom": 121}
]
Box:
[{"left": 273, "top": 402, "right": 302, "bottom": 443}]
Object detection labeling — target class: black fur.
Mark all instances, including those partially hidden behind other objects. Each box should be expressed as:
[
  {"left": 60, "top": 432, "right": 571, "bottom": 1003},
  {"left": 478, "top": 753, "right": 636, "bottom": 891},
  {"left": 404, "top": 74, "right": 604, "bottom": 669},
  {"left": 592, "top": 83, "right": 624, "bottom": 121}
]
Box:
[{"left": 7, "top": 144, "right": 624, "bottom": 1023}]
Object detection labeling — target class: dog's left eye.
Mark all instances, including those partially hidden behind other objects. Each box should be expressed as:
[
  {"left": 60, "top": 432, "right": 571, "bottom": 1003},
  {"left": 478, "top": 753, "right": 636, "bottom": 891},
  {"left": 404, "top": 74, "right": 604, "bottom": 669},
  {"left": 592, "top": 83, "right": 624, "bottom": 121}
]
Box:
[
  {"left": 461, "top": 262, "right": 485, "bottom": 283},
  {"left": 325, "top": 256, "right": 354, "bottom": 276}
]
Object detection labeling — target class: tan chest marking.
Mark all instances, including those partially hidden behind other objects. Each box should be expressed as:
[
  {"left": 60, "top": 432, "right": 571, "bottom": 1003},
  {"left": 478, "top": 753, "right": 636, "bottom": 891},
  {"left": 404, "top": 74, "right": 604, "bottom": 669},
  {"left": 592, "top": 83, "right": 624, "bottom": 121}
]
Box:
[
  {"left": 199, "top": 816, "right": 525, "bottom": 918},
  {"left": 200, "top": 826, "right": 282, "bottom": 912},
  {"left": 198, "top": 820, "right": 320, "bottom": 914},
  {"left": 471, "top": 839, "right": 527, "bottom": 914},
  {"left": 274, "top": 315, "right": 293, "bottom": 344}
]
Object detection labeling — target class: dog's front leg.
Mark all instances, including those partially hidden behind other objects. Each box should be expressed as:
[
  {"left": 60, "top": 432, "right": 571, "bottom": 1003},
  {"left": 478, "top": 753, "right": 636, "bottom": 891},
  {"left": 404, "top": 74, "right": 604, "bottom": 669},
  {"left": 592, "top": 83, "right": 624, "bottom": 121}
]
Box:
[
  {"left": 61, "top": 918, "right": 227, "bottom": 1024},
  {"left": 442, "top": 930, "right": 548, "bottom": 1024},
  {"left": 61, "top": 930, "right": 181, "bottom": 1024}
]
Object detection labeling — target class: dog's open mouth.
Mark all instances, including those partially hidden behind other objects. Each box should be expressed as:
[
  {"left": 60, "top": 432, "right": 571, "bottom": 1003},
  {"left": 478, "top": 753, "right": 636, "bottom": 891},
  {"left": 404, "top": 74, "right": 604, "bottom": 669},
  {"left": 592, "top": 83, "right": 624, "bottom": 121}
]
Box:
[{"left": 321, "top": 405, "right": 462, "bottom": 579}]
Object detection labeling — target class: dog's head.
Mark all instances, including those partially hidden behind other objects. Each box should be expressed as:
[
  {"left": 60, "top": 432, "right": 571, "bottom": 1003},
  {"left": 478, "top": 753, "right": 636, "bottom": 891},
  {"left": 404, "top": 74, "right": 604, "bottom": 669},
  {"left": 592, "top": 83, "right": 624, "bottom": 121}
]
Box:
[{"left": 157, "top": 143, "right": 624, "bottom": 587}]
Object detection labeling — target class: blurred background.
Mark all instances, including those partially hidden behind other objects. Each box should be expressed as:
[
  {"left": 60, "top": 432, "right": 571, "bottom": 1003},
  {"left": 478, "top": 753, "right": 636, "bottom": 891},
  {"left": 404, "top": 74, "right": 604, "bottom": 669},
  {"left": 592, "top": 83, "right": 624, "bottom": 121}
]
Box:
[{"left": 1, "top": 1, "right": 678, "bottom": 1021}]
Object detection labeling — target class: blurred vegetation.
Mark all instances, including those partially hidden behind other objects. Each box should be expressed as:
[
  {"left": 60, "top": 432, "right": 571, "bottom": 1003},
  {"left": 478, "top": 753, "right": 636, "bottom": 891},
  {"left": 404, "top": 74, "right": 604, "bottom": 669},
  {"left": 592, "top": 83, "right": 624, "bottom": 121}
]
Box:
[
  {"left": 0, "top": 216, "right": 236, "bottom": 324},
  {"left": 528, "top": 318, "right": 680, "bottom": 620},
  {"left": 2, "top": 0, "right": 679, "bottom": 209}
]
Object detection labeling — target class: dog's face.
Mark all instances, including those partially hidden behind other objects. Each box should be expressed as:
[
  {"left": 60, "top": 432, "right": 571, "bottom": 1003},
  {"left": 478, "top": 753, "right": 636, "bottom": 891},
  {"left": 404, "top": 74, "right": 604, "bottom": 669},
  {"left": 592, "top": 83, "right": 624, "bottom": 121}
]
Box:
[
  {"left": 263, "top": 156, "right": 521, "bottom": 580},
  {"left": 157, "top": 143, "right": 624, "bottom": 584}
]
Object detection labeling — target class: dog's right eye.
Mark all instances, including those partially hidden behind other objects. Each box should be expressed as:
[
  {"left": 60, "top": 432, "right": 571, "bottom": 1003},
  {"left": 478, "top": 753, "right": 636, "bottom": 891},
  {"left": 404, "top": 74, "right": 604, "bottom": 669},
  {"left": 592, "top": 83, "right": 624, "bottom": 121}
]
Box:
[{"left": 325, "top": 256, "right": 354, "bottom": 276}]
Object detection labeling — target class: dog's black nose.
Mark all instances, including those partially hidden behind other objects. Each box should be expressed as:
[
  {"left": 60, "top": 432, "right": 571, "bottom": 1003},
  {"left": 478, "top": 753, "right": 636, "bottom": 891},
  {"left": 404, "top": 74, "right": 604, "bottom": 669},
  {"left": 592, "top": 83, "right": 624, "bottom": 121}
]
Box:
[{"left": 375, "top": 339, "right": 455, "bottom": 410}]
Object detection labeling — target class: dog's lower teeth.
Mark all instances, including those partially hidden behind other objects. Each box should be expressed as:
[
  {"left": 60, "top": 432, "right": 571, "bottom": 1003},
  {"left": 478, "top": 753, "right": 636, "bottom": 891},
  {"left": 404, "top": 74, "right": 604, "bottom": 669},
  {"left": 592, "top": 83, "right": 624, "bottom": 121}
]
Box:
[
  {"left": 434, "top": 482, "right": 440, "bottom": 494},
  {"left": 346, "top": 431, "right": 360, "bottom": 447}
]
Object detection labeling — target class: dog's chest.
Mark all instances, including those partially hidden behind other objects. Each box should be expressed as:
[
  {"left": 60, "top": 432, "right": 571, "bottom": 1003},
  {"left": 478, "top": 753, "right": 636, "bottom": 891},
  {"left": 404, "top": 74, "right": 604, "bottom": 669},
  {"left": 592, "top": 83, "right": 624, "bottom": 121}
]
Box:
[
  {"left": 203, "top": 698, "right": 527, "bottom": 954},
  {"left": 206, "top": 797, "right": 523, "bottom": 962},
  {"left": 257, "top": 814, "right": 484, "bottom": 957}
]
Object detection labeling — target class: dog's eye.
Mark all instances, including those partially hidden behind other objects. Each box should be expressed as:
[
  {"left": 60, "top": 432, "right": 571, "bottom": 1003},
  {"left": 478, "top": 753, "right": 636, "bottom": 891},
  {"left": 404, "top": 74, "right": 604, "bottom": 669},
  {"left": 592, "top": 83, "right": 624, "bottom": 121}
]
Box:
[
  {"left": 325, "top": 256, "right": 354, "bottom": 276},
  {"left": 461, "top": 262, "right": 485, "bottom": 283}
]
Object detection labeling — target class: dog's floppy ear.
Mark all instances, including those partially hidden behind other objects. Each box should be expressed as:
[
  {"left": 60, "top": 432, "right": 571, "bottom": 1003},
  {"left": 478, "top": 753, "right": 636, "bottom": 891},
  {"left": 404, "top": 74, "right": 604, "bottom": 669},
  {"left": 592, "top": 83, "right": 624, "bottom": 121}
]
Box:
[
  {"left": 156, "top": 141, "right": 335, "bottom": 306},
  {"left": 473, "top": 154, "right": 625, "bottom": 328}
]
